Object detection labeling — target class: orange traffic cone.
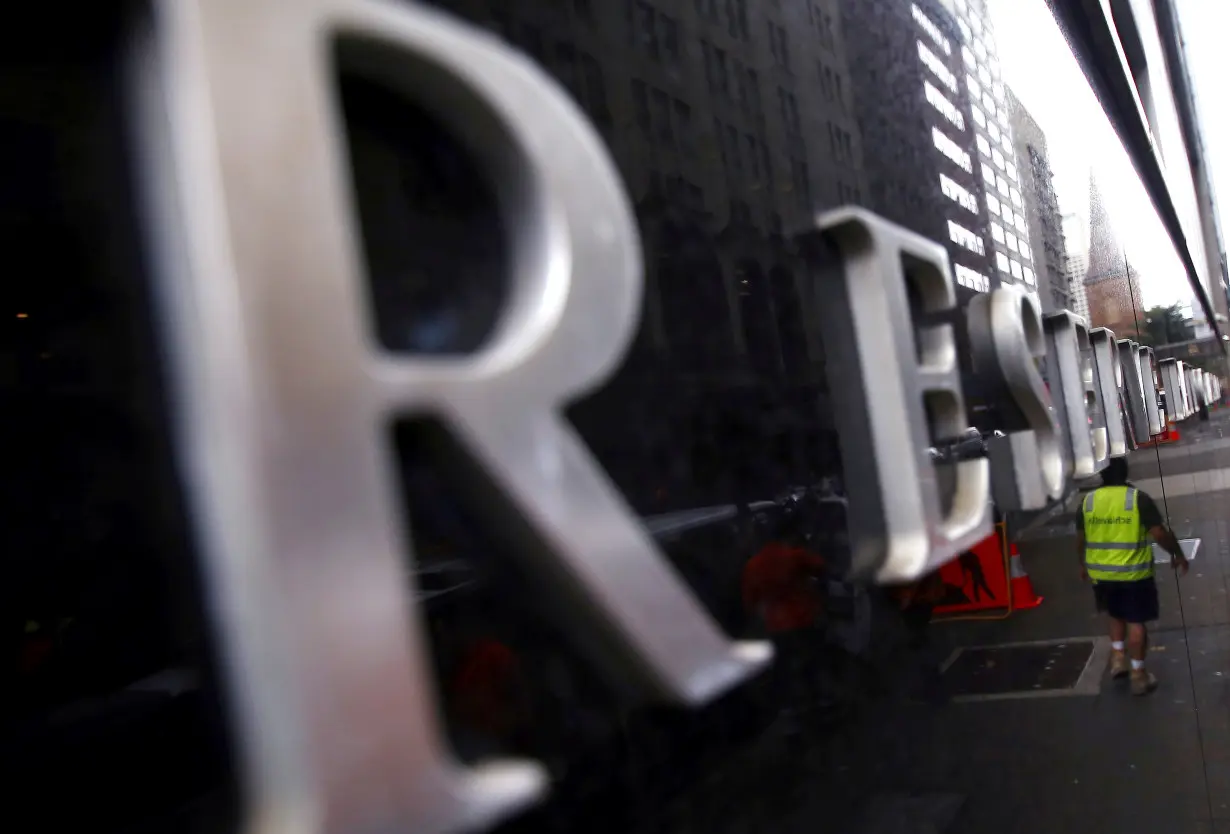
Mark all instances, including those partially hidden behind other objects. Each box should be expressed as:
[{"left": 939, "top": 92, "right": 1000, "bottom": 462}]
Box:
[{"left": 1008, "top": 545, "right": 1043, "bottom": 610}]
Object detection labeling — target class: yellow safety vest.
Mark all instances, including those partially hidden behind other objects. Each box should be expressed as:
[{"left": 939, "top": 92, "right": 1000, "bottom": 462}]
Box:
[{"left": 1083, "top": 486, "right": 1153, "bottom": 582}]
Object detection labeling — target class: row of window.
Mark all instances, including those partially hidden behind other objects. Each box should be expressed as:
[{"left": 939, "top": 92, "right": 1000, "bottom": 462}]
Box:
[
  {"left": 980, "top": 163, "right": 1022, "bottom": 210},
  {"left": 817, "top": 62, "right": 846, "bottom": 111},
  {"left": 912, "top": 4, "right": 951, "bottom": 56},
  {"left": 778, "top": 87, "right": 802, "bottom": 140},
  {"left": 949, "top": 220, "right": 985, "bottom": 255},
  {"left": 632, "top": 80, "right": 691, "bottom": 147},
  {"left": 829, "top": 122, "right": 855, "bottom": 164},
  {"left": 919, "top": 40, "right": 958, "bottom": 94},
  {"left": 925, "top": 80, "right": 966, "bottom": 132},
  {"left": 702, "top": 42, "right": 765, "bottom": 121},
  {"left": 630, "top": 2, "right": 682, "bottom": 65},
  {"left": 940, "top": 173, "right": 978, "bottom": 214},
  {"left": 986, "top": 193, "right": 1028, "bottom": 237},
  {"left": 808, "top": 1, "right": 838, "bottom": 50},
  {"left": 693, "top": 0, "right": 750, "bottom": 43},
  {"left": 715, "top": 120, "right": 773, "bottom": 184},
  {"left": 990, "top": 221, "right": 1030, "bottom": 261},
  {"left": 767, "top": 22, "right": 791, "bottom": 71},
  {"left": 955, "top": 263, "right": 991, "bottom": 292},
  {"left": 933, "top": 126, "right": 972, "bottom": 173},
  {"left": 994, "top": 251, "right": 1035, "bottom": 286}
]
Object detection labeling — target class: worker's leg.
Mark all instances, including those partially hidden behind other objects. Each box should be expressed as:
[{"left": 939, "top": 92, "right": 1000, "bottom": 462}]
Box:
[
  {"left": 1119, "top": 578, "right": 1160, "bottom": 696},
  {"left": 1125, "top": 621, "right": 1147, "bottom": 662}
]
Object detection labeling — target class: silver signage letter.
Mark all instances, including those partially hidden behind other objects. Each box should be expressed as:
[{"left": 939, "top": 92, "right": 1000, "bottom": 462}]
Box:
[
  {"left": 1137, "top": 346, "right": 1163, "bottom": 435},
  {"left": 1119, "top": 340, "right": 1154, "bottom": 442},
  {"left": 803, "top": 209, "right": 991, "bottom": 583},
  {"left": 968, "top": 287, "right": 1064, "bottom": 510},
  {"left": 130, "top": 2, "right": 769, "bottom": 832},
  {"left": 1090, "top": 328, "right": 1126, "bottom": 457},
  {"left": 1043, "top": 311, "right": 1107, "bottom": 478},
  {"left": 1160, "top": 358, "right": 1187, "bottom": 423}
]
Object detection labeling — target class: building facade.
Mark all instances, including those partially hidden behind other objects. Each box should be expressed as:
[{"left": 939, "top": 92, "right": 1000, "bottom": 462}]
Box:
[{"left": 1008, "top": 89, "right": 1070, "bottom": 313}]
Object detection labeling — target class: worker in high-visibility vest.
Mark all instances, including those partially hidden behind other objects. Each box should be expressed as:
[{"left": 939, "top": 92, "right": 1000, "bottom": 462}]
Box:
[{"left": 1078, "top": 457, "right": 1188, "bottom": 696}]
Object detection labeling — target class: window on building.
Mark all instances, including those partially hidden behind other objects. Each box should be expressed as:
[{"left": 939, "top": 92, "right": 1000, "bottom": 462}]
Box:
[
  {"left": 695, "top": 0, "right": 719, "bottom": 22},
  {"left": 941, "top": 174, "right": 978, "bottom": 213},
  {"left": 1006, "top": 232, "right": 1019, "bottom": 253},
  {"left": 958, "top": 19, "right": 972, "bottom": 40},
  {"left": 992, "top": 147, "right": 1005, "bottom": 170},
  {"left": 982, "top": 162, "right": 996, "bottom": 186},
  {"left": 726, "top": 0, "right": 750, "bottom": 40},
  {"left": 925, "top": 81, "right": 965, "bottom": 130},
  {"left": 1024, "top": 265, "right": 1036, "bottom": 286},
  {"left": 983, "top": 91, "right": 996, "bottom": 112},
  {"left": 1006, "top": 161, "right": 1019, "bottom": 182},
  {"left": 978, "top": 64, "right": 991, "bottom": 85},
  {"left": 987, "top": 193, "right": 1001, "bottom": 215},
  {"left": 1010, "top": 186, "right": 1023, "bottom": 208},
  {"left": 779, "top": 88, "right": 801, "bottom": 138},
  {"left": 632, "top": 80, "right": 651, "bottom": 131},
  {"left": 1010, "top": 259, "right": 1023, "bottom": 279},
  {"left": 988, "top": 122, "right": 1001, "bottom": 143},
  {"left": 955, "top": 263, "right": 989, "bottom": 292},
  {"left": 918, "top": 41, "right": 957, "bottom": 92},
  {"left": 976, "top": 134, "right": 991, "bottom": 155},
  {"left": 727, "top": 124, "right": 742, "bottom": 170},
  {"left": 933, "top": 127, "right": 972, "bottom": 172},
  {"left": 972, "top": 105, "right": 987, "bottom": 128},
  {"left": 963, "top": 45, "right": 976, "bottom": 67},
  {"left": 651, "top": 89, "right": 673, "bottom": 140},
  {"left": 746, "top": 134, "right": 762, "bottom": 180},
  {"left": 913, "top": 4, "right": 952, "bottom": 54},
  {"left": 949, "top": 220, "right": 985, "bottom": 255},
  {"left": 769, "top": 23, "right": 792, "bottom": 71},
  {"left": 997, "top": 174, "right": 1010, "bottom": 194},
  {"left": 974, "top": 39, "right": 987, "bottom": 59},
  {"left": 790, "top": 157, "right": 811, "bottom": 207},
  {"left": 996, "top": 251, "right": 1010, "bottom": 273},
  {"left": 991, "top": 222, "right": 1006, "bottom": 244}
]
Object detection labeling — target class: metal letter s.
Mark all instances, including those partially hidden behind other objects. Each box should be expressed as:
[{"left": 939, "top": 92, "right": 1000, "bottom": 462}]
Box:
[{"left": 968, "top": 286, "right": 1064, "bottom": 510}]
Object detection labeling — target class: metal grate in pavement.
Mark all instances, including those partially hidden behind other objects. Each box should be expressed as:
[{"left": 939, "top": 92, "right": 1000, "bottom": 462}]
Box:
[{"left": 941, "top": 638, "right": 1106, "bottom": 702}]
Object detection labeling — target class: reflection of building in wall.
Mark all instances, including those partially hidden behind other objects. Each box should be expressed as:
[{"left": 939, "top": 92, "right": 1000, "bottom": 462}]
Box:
[
  {"left": 840, "top": 0, "right": 1033, "bottom": 306},
  {"left": 1084, "top": 174, "right": 1144, "bottom": 337},
  {"left": 429, "top": 0, "right": 872, "bottom": 508},
  {"left": 453, "top": 0, "right": 867, "bottom": 389},
  {"left": 1007, "top": 89, "right": 1069, "bottom": 313},
  {"left": 1062, "top": 211, "right": 1090, "bottom": 322}
]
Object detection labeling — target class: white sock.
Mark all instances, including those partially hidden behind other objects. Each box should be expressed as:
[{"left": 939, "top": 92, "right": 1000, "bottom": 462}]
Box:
[
  {"left": 1131, "top": 659, "right": 1145, "bottom": 671},
  {"left": 1112, "top": 641, "right": 1125, "bottom": 652}
]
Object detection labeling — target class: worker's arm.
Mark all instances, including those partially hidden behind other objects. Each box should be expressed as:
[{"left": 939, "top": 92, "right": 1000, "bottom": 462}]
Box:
[
  {"left": 1139, "top": 491, "right": 1188, "bottom": 576},
  {"left": 1148, "top": 525, "right": 1188, "bottom": 576}
]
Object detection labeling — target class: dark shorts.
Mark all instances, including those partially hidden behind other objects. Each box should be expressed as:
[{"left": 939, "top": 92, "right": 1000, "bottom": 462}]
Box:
[{"left": 1093, "top": 577, "right": 1159, "bottom": 623}]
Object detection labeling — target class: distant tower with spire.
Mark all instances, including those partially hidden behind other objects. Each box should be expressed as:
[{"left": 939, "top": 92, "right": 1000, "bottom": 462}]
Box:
[{"left": 1083, "top": 172, "right": 1144, "bottom": 336}]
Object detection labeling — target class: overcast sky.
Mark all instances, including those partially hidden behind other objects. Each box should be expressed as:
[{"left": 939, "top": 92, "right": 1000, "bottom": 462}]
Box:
[{"left": 987, "top": 0, "right": 1199, "bottom": 312}]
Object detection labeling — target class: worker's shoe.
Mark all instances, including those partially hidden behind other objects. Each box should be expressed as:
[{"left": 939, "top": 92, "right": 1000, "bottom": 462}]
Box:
[
  {"left": 1109, "top": 651, "right": 1130, "bottom": 679},
  {"left": 1130, "top": 668, "right": 1158, "bottom": 696}
]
